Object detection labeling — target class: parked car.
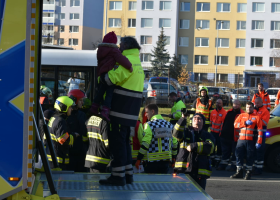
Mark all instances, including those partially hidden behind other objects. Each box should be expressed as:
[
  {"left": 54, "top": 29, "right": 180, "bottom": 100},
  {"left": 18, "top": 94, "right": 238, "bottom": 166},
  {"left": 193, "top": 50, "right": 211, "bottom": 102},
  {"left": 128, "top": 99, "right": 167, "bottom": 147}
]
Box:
[
  {"left": 231, "top": 88, "right": 255, "bottom": 103},
  {"left": 181, "top": 85, "right": 198, "bottom": 103},
  {"left": 146, "top": 82, "right": 178, "bottom": 106},
  {"left": 142, "top": 82, "right": 148, "bottom": 106},
  {"left": 266, "top": 88, "right": 280, "bottom": 105},
  {"left": 199, "top": 86, "right": 230, "bottom": 106}
]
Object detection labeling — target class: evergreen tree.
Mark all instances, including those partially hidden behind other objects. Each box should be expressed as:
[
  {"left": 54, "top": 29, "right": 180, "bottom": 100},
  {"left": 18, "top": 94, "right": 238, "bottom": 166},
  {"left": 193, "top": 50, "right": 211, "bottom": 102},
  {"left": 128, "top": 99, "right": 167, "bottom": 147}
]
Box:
[
  {"left": 169, "top": 54, "right": 183, "bottom": 79},
  {"left": 150, "top": 28, "right": 170, "bottom": 76}
]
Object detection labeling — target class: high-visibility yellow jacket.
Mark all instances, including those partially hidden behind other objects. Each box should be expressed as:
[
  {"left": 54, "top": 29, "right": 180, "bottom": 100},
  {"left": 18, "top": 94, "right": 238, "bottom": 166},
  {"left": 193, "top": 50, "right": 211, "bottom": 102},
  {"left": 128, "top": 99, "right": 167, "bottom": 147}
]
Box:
[
  {"left": 106, "top": 48, "right": 145, "bottom": 127},
  {"left": 137, "top": 114, "right": 178, "bottom": 162},
  {"left": 170, "top": 98, "right": 186, "bottom": 125}
]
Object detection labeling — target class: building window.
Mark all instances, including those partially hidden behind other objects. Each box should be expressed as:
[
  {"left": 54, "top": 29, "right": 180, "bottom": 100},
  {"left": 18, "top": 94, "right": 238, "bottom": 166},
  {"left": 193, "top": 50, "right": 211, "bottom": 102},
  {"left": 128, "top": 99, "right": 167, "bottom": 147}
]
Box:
[
  {"left": 43, "top": 0, "right": 54, "bottom": 4},
  {"left": 251, "top": 57, "right": 263, "bottom": 66},
  {"left": 141, "top": 18, "right": 153, "bottom": 28},
  {"left": 237, "top": 3, "right": 247, "bottom": 12},
  {"left": 272, "top": 3, "right": 280, "bottom": 13},
  {"left": 251, "top": 39, "right": 263, "bottom": 48},
  {"left": 59, "top": 0, "right": 66, "bottom": 6},
  {"left": 59, "top": 13, "right": 65, "bottom": 20},
  {"left": 196, "top": 20, "right": 209, "bottom": 29},
  {"left": 219, "top": 74, "right": 228, "bottom": 82},
  {"left": 217, "top": 3, "right": 230, "bottom": 12},
  {"left": 59, "top": 25, "right": 65, "bottom": 32},
  {"left": 195, "top": 37, "right": 209, "bottom": 47},
  {"left": 159, "top": 36, "right": 170, "bottom": 45},
  {"left": 197, "top": 2, "right": 210, "bottom": 12},
  {"left": 160, "top": 1, "right": 171, "bottom": 10},
  {"left": 129, "top": 1, "right": 137, "bottom": 10},
  {"left": 271, "top": 21, "right": 280, "bottom": 31},
  {"left": 236, "top": 57, "right": 245, "bottom": 66},
  {"left": 252, "top": 2, "right": 265, "bottom": 12},
  {"left": 179, "top": 55, "right": 188, "bottom": 64},
  {"left": 42, "top": 37, "right": 53, "bottom": 44},
  {"left": 215, "top": 56, "right": 229, "bottom": 65},
  {"left": 109, "top": 1, "right": 122, "bottom": 10},
  {"left": 69, "top": 39, "right": 78, "bottom": 46},
  {"left": 159, "top": 18, "right": 171, "bottom": 28},
  {"left": 70, "top": 13, "right": 79, "bottom": 20},
  {"left": 237, "top": 21, "right": 246, "bottom": 30},
  {"left": 195, "top": 55, "right": 208, "bottom": 65},
  {"left": 180, "top": 2, "right": 190, "bottom": 12},
  {"left": 140, "top": 53, "right": 151, "bottom": 62},
  {"left": 69, "top": 26, "right": 79, "bottom": 32},
  {"left": 179, "top": 37, "right": 189, "bottom": 47},
  {"left": 270, "top": 57, "right": 280, "bottom": 67},
  {"left": 179, "top": 19, "right": 190, "bottom": 29},
  {"left": 252, "top": 20, "right": 264, "bottom": 30},
  {"left": 142, "top": 1, "right": 154, "bottom": 10},
  {"left": 236, "top": 39, "right": 246, "bottom": 48},
  {"left": 70, "top": 0, "right": 80, "bottom": 7},
  {"left": 141, "top": 36, "right": 152, "bottom": 45},
  {"left": 235, "top": 74, "right": 243, "bottom": 83},
  {"left": 58, "top": 38, "right": 64, "bottom": 45},
  {"left": 215, "top": 38, "right": 229, "bottom": 48},
  {"left": 128, "top": 19, "right": 136, "bottom": 28},
  {"left": 216, "top": 20, "right": 230, "bottom": 30},
  {"left": 270, "top": 39, "right": 280, "bottom": 49},
  {"left": 43, "top": 13, "right": 54, "bottom": 17},
  {"left": 109, "top": 18, "right": 121, "bottom": 27}
]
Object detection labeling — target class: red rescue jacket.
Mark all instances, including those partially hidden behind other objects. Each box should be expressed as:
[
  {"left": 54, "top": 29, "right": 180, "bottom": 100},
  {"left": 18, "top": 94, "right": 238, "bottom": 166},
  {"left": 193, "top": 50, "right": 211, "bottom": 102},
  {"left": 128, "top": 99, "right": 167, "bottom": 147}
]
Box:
[{"left": 210, "top": 108, "right": 227, "bottom": 134}]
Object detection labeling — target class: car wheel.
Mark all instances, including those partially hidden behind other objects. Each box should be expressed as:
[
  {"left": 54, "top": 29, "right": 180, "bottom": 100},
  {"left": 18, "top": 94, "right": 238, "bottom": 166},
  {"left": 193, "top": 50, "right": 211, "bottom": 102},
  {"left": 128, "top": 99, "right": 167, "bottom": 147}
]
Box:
[{"left": 267, "top": 146, "right": 280, "bottom": 173}]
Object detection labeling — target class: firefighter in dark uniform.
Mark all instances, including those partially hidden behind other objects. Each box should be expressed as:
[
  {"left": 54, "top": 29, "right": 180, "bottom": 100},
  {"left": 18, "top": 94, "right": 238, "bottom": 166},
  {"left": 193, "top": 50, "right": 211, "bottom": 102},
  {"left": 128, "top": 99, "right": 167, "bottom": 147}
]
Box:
[
  {"left": 67, "top": 89, "right": 88, "bottom": 172},
  {"left": 173, "top": 112, "right": 215, "bottom": 190},
  {"left": 85, "top": 115, "right": 110, "bottom": 173},
  {"left": 46, "top": 96, "right": 79, "bottom": 170}
]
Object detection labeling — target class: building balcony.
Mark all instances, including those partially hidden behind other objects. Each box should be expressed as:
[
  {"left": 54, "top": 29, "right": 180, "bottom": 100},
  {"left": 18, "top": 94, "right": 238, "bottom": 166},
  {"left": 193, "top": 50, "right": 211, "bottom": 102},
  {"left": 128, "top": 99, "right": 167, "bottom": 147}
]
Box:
[
  {"left": 43, "top": 17, "right": 54, "bottom": 24},
  {"left": 42, "top": 30, "right": 54, "bottom": 37},
  {"left": 43, "top": 4, "right": 55, "bottom": 11}
]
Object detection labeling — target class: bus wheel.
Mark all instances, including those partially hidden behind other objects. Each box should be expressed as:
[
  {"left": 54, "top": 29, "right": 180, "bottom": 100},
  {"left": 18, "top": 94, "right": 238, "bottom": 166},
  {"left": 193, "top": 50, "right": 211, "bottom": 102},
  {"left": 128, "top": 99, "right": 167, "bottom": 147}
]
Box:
[{"left": 267, "top": 147, "right": 280, "bottom": 173}]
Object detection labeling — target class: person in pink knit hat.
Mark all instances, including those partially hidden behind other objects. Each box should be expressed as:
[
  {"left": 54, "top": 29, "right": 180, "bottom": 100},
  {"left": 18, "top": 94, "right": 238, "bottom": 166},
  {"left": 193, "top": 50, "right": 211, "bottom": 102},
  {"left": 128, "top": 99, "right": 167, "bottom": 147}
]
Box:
[{"left": 91, "top": 31, "right": 133, "bottom": 121}]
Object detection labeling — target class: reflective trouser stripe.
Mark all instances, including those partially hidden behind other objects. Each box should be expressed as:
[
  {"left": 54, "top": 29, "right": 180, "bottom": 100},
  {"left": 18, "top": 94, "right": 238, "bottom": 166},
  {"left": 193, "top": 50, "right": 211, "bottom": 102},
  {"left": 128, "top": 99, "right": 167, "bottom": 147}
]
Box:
[
  {"left": 125, "top": 164, "right": 133, "bottom": 175},
  {"left": 83, "top": 136, "right": 89, "bottom": 142},
  {"left": 47, "top": 154, "right": 69, "bottom": 164},
  {"left": 198, "top": 169, "right": 212, "bottom": 176},
  {"left": 214, "top": 155, "right": 221, "bottom": 161},
  {"left": 220, "top": 159, "right": 229, "bottom": 164},
  {"left": 246, "top": 166, "right": 252, "bottom": 170},
  {"left": 85, "top": 155, "right": 110, "bottom": 164},
  {"left": 175, "top": 162, "right": 189, "bottom": 168},
  {"left": 112, "top": 166, "right": 125, "bottom": 177}
]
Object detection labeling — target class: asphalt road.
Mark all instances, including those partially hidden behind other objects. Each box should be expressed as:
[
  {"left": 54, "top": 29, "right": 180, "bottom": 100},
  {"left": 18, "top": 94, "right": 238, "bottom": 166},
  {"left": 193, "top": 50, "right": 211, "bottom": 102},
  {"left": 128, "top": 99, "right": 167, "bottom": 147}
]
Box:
[{"left": 205, "top": 168, "right": 280, "bottom": 200}]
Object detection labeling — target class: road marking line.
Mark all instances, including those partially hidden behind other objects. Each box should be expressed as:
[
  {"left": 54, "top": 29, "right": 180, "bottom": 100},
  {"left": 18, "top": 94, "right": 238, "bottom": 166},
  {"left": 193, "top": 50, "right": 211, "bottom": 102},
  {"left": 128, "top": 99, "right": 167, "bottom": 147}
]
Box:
[{"left": 208, "top": 179, "right": 280, "bottom": 183}]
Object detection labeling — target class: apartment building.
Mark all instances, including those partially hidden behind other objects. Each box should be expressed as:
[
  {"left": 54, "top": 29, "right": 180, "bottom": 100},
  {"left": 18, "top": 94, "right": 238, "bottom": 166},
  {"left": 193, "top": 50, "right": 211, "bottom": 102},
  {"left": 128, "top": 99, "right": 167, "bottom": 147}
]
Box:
[
  {"left": 244, "top": 1, "right": 280, "bottom": 88},
  {"left": 42, "top": 0, "right": 103, "bottom": 50}
]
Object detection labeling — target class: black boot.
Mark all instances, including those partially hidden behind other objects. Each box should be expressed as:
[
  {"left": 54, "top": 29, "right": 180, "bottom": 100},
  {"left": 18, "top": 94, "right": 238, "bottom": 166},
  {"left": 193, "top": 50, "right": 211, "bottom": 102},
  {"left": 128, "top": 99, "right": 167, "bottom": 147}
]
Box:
[
  {"left": 244, "top": 171, "right": 252, "bottom": 180},
  {"left": 230, "top": 168, "right": 243, "bottom": 179},
  {"left": 99, "top": 176, "right": 126, "bottom": 186},
  {"left": 126, "top": 175, "right": 134, "bottom": 184}
]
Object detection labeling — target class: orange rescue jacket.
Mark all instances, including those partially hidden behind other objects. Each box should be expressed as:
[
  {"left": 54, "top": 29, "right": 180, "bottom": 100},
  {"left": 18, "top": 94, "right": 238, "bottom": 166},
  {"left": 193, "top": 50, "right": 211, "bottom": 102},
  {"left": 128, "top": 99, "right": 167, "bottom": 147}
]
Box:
[
  {"left": 234, "top": 113, "right": 263, "bottom": 144},
  {"left": 252, "top": 91, "right": 271, "bottom": 111},
  {"left": 253, "top": 106, "right": 270, "bottom": 130},
  {"left": 276, "top": 90, "right": 280, "bottom": 106},
  {"left": 229, "top": 109, "right": 245, "bottom": 142},
  {"left": 210, "top": 108, "right": 227, "bottom": 134}
]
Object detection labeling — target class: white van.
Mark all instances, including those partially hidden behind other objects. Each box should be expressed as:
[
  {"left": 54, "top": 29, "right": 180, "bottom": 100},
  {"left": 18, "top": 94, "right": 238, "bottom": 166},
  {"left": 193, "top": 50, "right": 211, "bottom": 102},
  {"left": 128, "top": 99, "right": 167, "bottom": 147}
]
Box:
[{"left": 266, "top": 88, "right": 280, "bottom": 105}]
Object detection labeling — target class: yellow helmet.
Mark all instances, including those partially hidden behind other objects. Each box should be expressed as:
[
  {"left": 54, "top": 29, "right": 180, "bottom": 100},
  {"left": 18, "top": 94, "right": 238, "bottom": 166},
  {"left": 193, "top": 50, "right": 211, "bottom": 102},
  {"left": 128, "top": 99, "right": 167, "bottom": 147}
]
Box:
[
  {"left": 54, "top": 96, "right": 75, "bottom": 112},
  {"left": 199, "top": 86, "right": 208, "bottom": 95},
  {"left": 40, "top": 86, "right": 52, "bottom": 98}
]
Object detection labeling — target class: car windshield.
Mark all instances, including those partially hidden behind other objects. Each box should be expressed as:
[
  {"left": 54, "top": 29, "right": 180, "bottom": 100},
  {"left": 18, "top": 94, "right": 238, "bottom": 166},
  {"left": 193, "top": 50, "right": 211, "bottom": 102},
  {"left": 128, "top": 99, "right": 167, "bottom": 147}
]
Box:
[
  {"left": 150, "top": 78, "right": 168, "bottom": 83},
  {"left": 271, "top": 105, "right": 280, "bottom": 117},
  {"left": 233, "top": 89, "right": 248, "bottom": 94},
  {"left": 181, "top": 86, "right": 188, "bottom": 91},
  {"left": 207, "top": 88, "right": 219, "bottom": 93},
  {"left": 151, "top": 84, "right": 175, "bottom": 90},
  {"left": 267, "top": 90, "right": 279, "bottom": 95}
]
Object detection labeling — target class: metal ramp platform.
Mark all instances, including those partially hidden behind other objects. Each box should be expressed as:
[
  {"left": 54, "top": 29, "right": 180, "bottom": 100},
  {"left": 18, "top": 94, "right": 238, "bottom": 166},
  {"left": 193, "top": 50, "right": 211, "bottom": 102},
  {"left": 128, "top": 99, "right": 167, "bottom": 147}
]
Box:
[{"left": 40, "top": 173, "right": 213, "bottom": 200}]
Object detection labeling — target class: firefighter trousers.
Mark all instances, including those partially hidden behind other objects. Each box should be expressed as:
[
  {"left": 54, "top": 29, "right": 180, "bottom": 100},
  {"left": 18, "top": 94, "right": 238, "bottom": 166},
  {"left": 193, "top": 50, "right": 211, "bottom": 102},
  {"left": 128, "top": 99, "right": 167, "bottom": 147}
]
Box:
[
  {"left": 235, "top": 140, "right": 255, "bottom": 171},
  {"left": 210, "top": 132, "right": 222, "bottom": 162},
  {"left": 109, "top": 123, "right": 133, "bottom": 180},
  {"left": 253, "top": 133, "right": 266, "bottom": 172},
  {"left": 220, "top": 138, "right": 236, "bottom": 165}
]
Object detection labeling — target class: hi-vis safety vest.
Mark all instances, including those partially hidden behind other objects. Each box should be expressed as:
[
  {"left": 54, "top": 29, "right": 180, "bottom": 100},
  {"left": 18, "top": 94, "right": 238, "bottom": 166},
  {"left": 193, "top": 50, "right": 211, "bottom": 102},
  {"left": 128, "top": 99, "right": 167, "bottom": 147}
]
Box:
[
  {"left": 131, "top": 121, "right": 147, "bottom": 160},
  {"left": 234, "top": 113, "right": 263, "bottom": 144},
  {"left": 45, "top": 114, "right": 74, "bottom": 168},
  {"left": 170, "top": 98, "right": 186, "bottom": 125},
  {"left": 210, "top": 108, "right": 227, "bottom": 133},
  {"left": 106, "top": 48, "right": 145, "bottom": 127},
  {"left": 85, "top": 116, "right": 111, "bottom": 169},
  {"left": 137, "top": 115, "right": 178, "bottom": 162},
  {"left": 196, "top": 98, "right": 212, "bottom": 124}
]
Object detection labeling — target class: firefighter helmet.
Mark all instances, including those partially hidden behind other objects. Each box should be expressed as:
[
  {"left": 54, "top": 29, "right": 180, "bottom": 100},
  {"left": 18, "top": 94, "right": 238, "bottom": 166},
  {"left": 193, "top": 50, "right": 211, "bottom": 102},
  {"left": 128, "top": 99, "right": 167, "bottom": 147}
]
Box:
[
  {"left": 40, "top": 86, "right": 52, "bottom": 99},
  {"left": 67, "top": 89, "right": 86, "bottom": 104},
  {"left": 54, "top": 96, "right": 75, "bottom": 112},
  {"left": 199, "top": 86, "right": 208, "bottom": 96}
]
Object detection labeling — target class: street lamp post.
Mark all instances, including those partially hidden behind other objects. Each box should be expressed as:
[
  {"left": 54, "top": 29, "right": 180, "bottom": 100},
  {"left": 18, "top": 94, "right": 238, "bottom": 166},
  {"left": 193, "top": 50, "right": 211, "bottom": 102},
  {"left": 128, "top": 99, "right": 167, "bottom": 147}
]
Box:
[{"left": 214, "top": 19, "right": 223, "bottom": 86}]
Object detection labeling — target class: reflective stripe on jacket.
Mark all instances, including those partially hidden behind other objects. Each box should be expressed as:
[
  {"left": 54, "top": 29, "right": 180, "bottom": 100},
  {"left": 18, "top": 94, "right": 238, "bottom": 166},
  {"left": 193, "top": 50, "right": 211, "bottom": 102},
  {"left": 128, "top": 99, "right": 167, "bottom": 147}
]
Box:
[
  {"left": 137, "top": 114, "right": 177, "bottom": 162},
  {"left": 253, "top": 106, "right": 270, "bottom": 132},
  {"left": 210, "top": 108, "right": 227, "bottom": 134},
  {"left": 107, "top": 48, "right": 145, "bottom": 127},
  {"left": 252, "top": 91, "right": 271, "bottom": 110},
  {"left": 234, "top": 113, "right": 263, "bottom": 144},
  {"left": 196, "top": 98, "right": 212, "bottom": 124},
  {"left": 275, "top": 90, "right": 280, "bottom": 106},
  {"left": 85, "top": 116, "right": 110, "bottom": 169}
]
